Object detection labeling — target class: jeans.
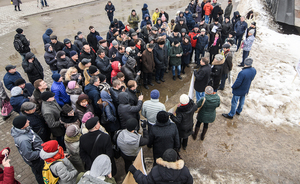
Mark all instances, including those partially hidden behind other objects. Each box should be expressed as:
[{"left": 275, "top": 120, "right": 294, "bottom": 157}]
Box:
[
  {"left": 205, "top": 15, "right": 210, "bottom": 24},
  {"left": 172, "top": 65, "right": 181, "bottom": 76},
  {"left": 241, "top": 50, "right": 250, "bottom": 66},
  {"left": 155, "top": 68, "right": 165, "bottom": 81},
  {"left": 41, "top": 0, "right": 48, "bottom": 7},
  {"left": 19, "top": 53, "right": 26, "bottom": 61},
  {"left": 228, "top": 95, "right": 246, "bottom": 117},
  {"left": 195, "top": 49, "right": 205, "bottom": 65},
  {"left": 195, "top": 91, "right": 205, "bottom": 102},
  {"left": 51, "top": 70, "right": 58, "bottom": 75},
  {"left": 219, "top": 73, "right": 228, "bottom": 90},
  {"left": 236, "top": 35, "right": 243, "bottom": 51}
]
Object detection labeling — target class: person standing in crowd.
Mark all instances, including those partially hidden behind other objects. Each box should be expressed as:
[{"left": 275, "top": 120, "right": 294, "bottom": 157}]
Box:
[
  {"left": 13, "top": 0, "right": 22, "bottom": 11},
  {"left": 175, "top": 12, "right": 186, "bottom": 25},
  {"left": 154, "top": 38, "right": 168, "bottom": 84},
  {"left": 44, "top": 43, "right": 58, "bottom": 74},
  {"left": 128, "top": 10, "right": 140, "bottom": 31},
  {"left": 210, "top": 54, "right": 224, "bottom": 92},
  {"left": 234, "top": 16, "right": 248, "bottom": 51},
  {"left": 98, "top": 40, "right": 109, "bottom": 56},
  {"left": 224, "top": 0, "right": 233, "bottom": 19},
  {"left": 32, "top": 79, "right": 49, "bottom": 114},
  {"left": 203, "top": 0, "right": 213, "bottom": 24},
  {"left": 159, "top": 9, "right": 169, "bottom": 23},
  {"left": 42, "top": 28, "right": 53, "bottom": 45},
  {"left": 50, "top": 35, "right": 65, "bottom": 52},
  {"left": 96, "top": 49, "right": 112, "bottom": 84},
  {"left": 80, "top": 44, "right": 97, "bottom": 66},
  {"left": 121, "top": 57, "right": 140, "bottom": 85},
  {"left": 117, "top": 118, "right": 148, "bottom": 173},
  {"left": 141, "top": 43, "right": 155, "bottom": 89},
  {"left": 210, "top": 1, "right": 222, "bottom": 24},
  {"left": 231, "top": 11, "right": 241, "bottom": 28},
  {"left": 87, "top": 26, "right": 100, "bottom": 52},
  {"left": 10, "top": 86, "right": 29, "bottom": 113},
  {"left": 195, "top": 2, "right": 203, "bottom": 23},
  {"left": 192, "top": 86, "right": 220, "bottom": 140},
  {"left": 84, "top": 76, "right": 102, "bottom": 117},
  {"left": 219, "top": 43, "right": 233, "bottom": 90},
  {"left": 209, "top": 32, "right": 222, "bottom": 64},
  {"left": 246, "top": 22, "right": 257, "bottom": 38},
  {"left": 75, "top": 94, "right": 94, "bottom": 121},
  {"left": 109, "top": 40, "right": 119, "bottom": 58},
  {"left": 181, "top": 36, "right": 192, "bottom": 74},
  {"left": 14, "top": 28, "right": 30, "bottom": 60},
  {"left": 170, "top": 40, "right": 183, "bottom": 80},
  {"left": 193, "top": 28, "right": 208, "bottom": 67},
  {"left": 74, "top": 31, "right": 87, "bottom": 50},
  {"left": 22, "top": 52, "right": 44, "bottom": 84},
  {"left": 105, "top": 1, "right": 115, "bottom": 22},
  {"left": 56, "top": 51, "right": 74, "bottom": 72},
  {"left": 194, "top": 57, "right": 211, "bottom": 102},
  {"left": 129, "top": 149, "right": 193, "bottom": 184},
  {"left": 0, "top": 147, "right": 20, "bottom": 183},
  {"left": 11, "top": 115, "right": 44, "bottom": 184},
  {"left": 14, "top": 78, "right": 34, "bottom": 98},
  {"left": 188, "top": 25, "right": 200, "bottom": 63},
  {"left": 63, "top": 39, "right": 80, "bottom": 57},
  {"left": 66, "top": 81, "right": 82, "bottom": 110},
  {"left": 221, "top": 17, "right": 233, "bottom": 45},
  {"left": 3, "top": 65, "right": 25, "bottom": 90},
  {"left": 141, "top": 3, "right": 149, "bottom": 19},
  {"left": 51, "top": 73, "right": 70, "bottom": 107},
  {"left": 222, "top": 58, "right": 256, "bottom": 119},
  {"left": 152, "top": 8, "right": 160, "bottom": 24},
  {"left": 0, "top": 81, "right": 11, "bottom": 120},
  {"left": 148, "top": 111, "right": 180, "bottom": 165},
  {"left": 239, "top": 29, "right": 255, "bottom": 67},
  {"left": 170, "top": 94, "right": 198, "bottom": 150}
]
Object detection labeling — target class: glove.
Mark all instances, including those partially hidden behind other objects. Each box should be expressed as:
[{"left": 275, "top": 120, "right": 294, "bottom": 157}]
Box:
[
  {"left": 141, "top": 120, "right": 147, "bottom": 128},
  {"left": 168, "top": 112, "right": 173, "bottom": 116},
  {"left": 128, "top": 165, "right": 137, "bottom": 174}
]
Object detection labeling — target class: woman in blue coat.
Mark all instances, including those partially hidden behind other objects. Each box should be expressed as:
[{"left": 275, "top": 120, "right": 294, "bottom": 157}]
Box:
[{"left": 181, "top": 36, "right": 192, "bottom": 74}]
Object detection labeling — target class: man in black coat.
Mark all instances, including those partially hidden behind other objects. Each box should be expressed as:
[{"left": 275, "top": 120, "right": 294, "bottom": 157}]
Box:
[
  {"left": 79, "top": 44, "right": 97, "bottom": 66},
  {"left": 95, "top": 49, "right": 112, "bottom": 84},
  {"left": 14, "top": 28, "right": 31, "bottom": 60},
  {"left": 50, "top": 35, "right": 65, "bottom": 52},
  {"left": 109, "top": 79, "right": 123, "bottom": 109},
  {"left": 109, "top": 19, "right": 125, "bottom": 31},
  {"left": 87, "top": 26, "right": 100, "bottom": 52},
  {"left": 125, "top": 80, "right": 138, "bottom": 106},
  {"left": 153, "top": 38, "right": 168, "bottom": 84},
  {"left": 22, "top": 52, "right": 44, "bottom": 84},
  {"left": 221, "top": 17, "right": 233, "bottom": 45},
  {"left": 148, "top": 111, "right": 180, "bottom": 165},
  {"left": 219, "top": 43, "right": 233, "bottom": 90},
  {"left": 79, "top": 117, "right": 116, "bottom": 175},
  {"left": 194, "top": 57, "right": 211, "bottom": 102},
  {"left": 104, "top": 1, "right": 115, "bottom": 22}
]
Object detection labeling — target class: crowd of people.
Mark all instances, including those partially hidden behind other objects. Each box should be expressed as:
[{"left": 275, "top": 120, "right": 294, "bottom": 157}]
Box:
[{"left": 0, "top": 0, "right": 258, "bottom": 183}]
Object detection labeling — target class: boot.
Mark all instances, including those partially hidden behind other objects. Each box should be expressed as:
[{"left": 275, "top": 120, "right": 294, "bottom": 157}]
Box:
[
  {"left": 192, "top": 127, "right": 200, "bottom": 140},
  {"left": 200, "top": 128, "right": 208, "bottom": 141}
]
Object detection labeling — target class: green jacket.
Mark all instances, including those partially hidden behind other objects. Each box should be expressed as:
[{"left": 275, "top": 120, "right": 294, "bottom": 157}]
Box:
[
  {"left": 169, "top": 45, "right": 183, "bottom": 66},
  {"left": 128, "top": 14, "right": 140, "bottom": 29},
  {"left": 196, "top": 93, "right": 220, "bottom": 123}
]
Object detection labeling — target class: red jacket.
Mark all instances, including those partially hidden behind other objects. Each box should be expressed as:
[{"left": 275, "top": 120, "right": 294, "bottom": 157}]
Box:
[
  {"left": 203, "top": 3, "right": 213, "bottom": 16},
  {"left": 189, "top": 30, "right": 201, "bottom": 48},
  {"left": 0, "top": 147, "right": 20, "bottom": 184},
  {"left": 111, "top": 61, "right": 121, "bottom": 82}
]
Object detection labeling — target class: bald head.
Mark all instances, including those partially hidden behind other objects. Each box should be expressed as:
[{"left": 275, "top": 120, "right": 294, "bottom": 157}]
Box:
[{"left": 83, "top": 45, "right": 91, "bottom": 53}]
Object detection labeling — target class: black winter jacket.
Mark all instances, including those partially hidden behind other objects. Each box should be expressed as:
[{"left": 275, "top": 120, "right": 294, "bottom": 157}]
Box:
[
  {"left": 125, "top": 88, "right": 138, "bottom": 106},
  {"left": 22, "top": 53, "right": 44, "bottom": 84},
  {"left": 95, "top": 56, "right": 112, "bottom": 81},
  {"left": 44, "top": 43, "right": 57, "bottom": 71},
  {"left": 121, "top": 57, "right": 139, "bottom": 85},
  {"left": 79, "top": 49, "right": 97, "bottom": 66},
  {"left": 14, "top": 33, "right": 30, "bottom": 54},
  {"left": 194, "top": 64, "right": 211, "bottom": 92},
  {"left": 211, "top": 59, "right": 224, "bottom": 90},
  {"left": 57, "top": 56, "right": 74, "bottom": 72},
  {"left": 87, "top": 31, "right": 100, "bottom": 52},
  {"left": 153, "top": 45, "right": 168, "bottom": 69}
]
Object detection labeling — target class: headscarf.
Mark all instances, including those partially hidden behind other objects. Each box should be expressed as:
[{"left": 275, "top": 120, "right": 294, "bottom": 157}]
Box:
[{"left": 90, "top": 154, "right": 111, "bottom": 177}]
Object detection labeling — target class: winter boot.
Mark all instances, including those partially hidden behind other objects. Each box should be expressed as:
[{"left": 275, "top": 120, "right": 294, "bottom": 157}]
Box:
[
  {"left": 192, "top": 127, "right": 200, "bottom": 140},
  {"left": 178, "top": 75, "right": 182, "bottom": 80},
  {"left": 200, "top": 128, "right": 208, "bottom": 141}
]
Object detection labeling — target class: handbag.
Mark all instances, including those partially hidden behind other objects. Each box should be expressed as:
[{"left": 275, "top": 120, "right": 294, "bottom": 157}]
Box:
[
  {"left": 112, "top": 130, "right": 123, "bottom": 159},
  {"left": 195, "top": 97, "right": 206, "bottom": 113},
  {"left": 1, "top": 100, "right": 13, "bottom": 117}
]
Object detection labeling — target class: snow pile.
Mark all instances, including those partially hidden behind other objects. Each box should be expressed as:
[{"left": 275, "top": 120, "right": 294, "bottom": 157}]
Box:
[{"left": 221, "top": 0, "right": 300, "bottom": 126}]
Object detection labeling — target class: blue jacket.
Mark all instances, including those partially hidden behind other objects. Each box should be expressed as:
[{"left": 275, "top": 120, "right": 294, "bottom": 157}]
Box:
[
  {"left": 142, "top": 4, "right": 149, "bottom": 19},
  {"left": 193, "top": 34, "right": 208, "bottom": 51},
  {"left": 184, "top": 12, "right": 195, "bottom": 31},
  {"left": 51, "top": 81, "right": 70, "bottom": 107},
  {"left": 10, "top": 95, "right": 29, "bottom": 113},
  {"left": 140, "top": 14, "right": 152, "bottom": 29},
  {"left": 42, "top": 28, "right": 53, "bottom": 45},
  {"left": 232, "top": 67, "right": 256, "bottom": 96},
  {"left": 105, "top": 3, "right": 115, "bottom": 16},
  {"left": 3, "top": 71, "right": 23, "bottom": 90},
  {"left": 84, "top": 83, "right": 101, "bottom": 116},
  {"left": 234, "top": 20, "right": 248, "bottom": 36}
]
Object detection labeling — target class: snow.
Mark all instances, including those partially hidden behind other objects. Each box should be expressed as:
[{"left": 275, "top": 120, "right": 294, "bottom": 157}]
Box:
[{"left": 220, "top": 0, "right": 300, "bottom": 126}]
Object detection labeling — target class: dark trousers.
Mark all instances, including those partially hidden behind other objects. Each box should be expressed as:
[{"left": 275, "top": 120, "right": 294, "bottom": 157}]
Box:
[
  {"left": 196, "top": 121, "right": 209, "bottom": 128},
  {"left": 195, "top": 49, "right": 205, "bottom": 65},
  {"left": 182, "top": 63, "right": 188, "bottom": 73},
  {"left": 155, "top": 68, "right": 165, "bottom": 81},
  {"left": 143, "top": 72, "right": 152, "bottom": 85},
  {"left": 221, "top": 35, "right": 227, "bottom": 45},
  {"left": 108, "top": 14, "right": 114, "bottom": 22},
  {"left": 56, "top": 135, "right": 66, "bottom": 151},
  {"left": 121, "top": 151, "right": 136, "bottom": 173},
  {"left": 241, "top": 50, "right": 250, "bottom": 66},
  {"left": 210, "top": 52, "right": 216, "bottom": 64},
  {"left": 15, "top": 5, "right": 20, "bottom": 10},
  {"left": 41, "top": 0, "right": 48, "bottom": 6},
  {"left": 219, "top": 73, "right": 228, "bottom": 90},
  {"left": 31, "top": 159, "right": 44, "bottom": 184},
  {"left": 236, "top": 35, "right": 243, "bottom": 51},
  {"left": 180, "top": 138, "right": 188, "bottom": 149}
]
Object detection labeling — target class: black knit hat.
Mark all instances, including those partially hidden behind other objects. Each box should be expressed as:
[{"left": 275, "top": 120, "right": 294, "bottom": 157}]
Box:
[
  {"left": 41, "top": 91, "right": 55, "bottom": 101},
  {"left": 13, "top": 115, "right": 27, "bottom": 129},
  {"left": 156, "top": 111, "right": 169, "bottom": 124},
  {"left": 85, "top": 117, "right": 99, "bottom": 130},
  {"left": 128, "top": 40, "right": 135, "bottom": 47},
  {"left": 98, "top": 74, "right": 106, "bottom": 83},
  {"left": 62, "top": 104, "right": 73, "bottom": 114},
  {"left": 89, "top": 66, "right": 98, "bottom": 75},
  {"left": 14, "top": 78, "right": 26, "bottom": 86},
  {"left": 56, "top": 51, "right": 65, "bottom": 59},
  {"left": 126, "top": 118, "right": 138, "bottom": 131},
  {"left": 16, "top": 28, "right": 23, "bottom": 34},
  {"left": 162, "top": 149, "right": 177, "bottom": 162}
]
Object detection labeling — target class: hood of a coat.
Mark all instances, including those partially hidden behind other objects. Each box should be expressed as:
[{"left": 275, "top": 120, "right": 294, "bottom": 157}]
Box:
[
  {"left": 90, "top": 154, "right": 111, "bottom": 177},
  {"left": 125, "top": 57, "right": 136, "bottom": 69},
  {"left": 143, "top": 14, "right": 150, "bottom": 21},
  {"left": 143, "top": 3, "right": 148, "bottom": 9},
  {"left": 234, "top": 11, "right": 240, "bottom": 17},
  {"left": 84, "top": 84, "right": 98, "bottom": 95},
  {"left": 39, "top": 149, "right": 58, "bottom": 160},
  {"left": 212, "top": 58, "right": 225, "bottom": 65},
  {"left": 205, "top": 93, "right": 220, "bottom": 104},
  {"left": 44, "top": 43, "right": 52, "bottom": 52},
  {"left": 11, "top": 126, "right": 29, "bottom": 138},
  {"left": 119, "top": 130, "right": 139, "bottom": 145},
  {"left": 111, "top": 61, "right": 120, "bottom": 72},
  {"left": 156, "top": 158, "right": 184, "bottom": 170},
  {"left": 118, "top": 92, "right": 129, "bottom": 104},
  {"left": 25, "top": 52, "right": 35, "bottom": 61},
  {"left": 45, "top": 28, "right": 53, "bottom": 36}
]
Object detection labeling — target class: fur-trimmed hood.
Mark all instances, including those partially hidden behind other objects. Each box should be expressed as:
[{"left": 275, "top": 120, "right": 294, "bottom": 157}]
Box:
[
  {"left": 212, "top": 58, "right": 225, "bottom": 65},
  {"left": 156, "top": 158, "right": 184, "bottom": 170}
]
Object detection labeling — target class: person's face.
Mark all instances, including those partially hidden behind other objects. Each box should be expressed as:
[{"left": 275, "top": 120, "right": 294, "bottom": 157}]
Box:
[
  {"left": 78, "top": 34, "right": 83, "bottom": 39},
  {"left": 200, "top": 20, "right": 204, "bottom": 25},
  {"left": 47, "top": 96, "right": 55, "bottom": 102},
  {"left": 159, "top": 44, "right": 164, "bottom": 48},
  {"left": 179, "top": 21, "right": 184, "bottom": 25},
  {"left": 120, "top": 47, "right": 125, "bottom": 53},
  {"left": 132, "top": 11, "right": 136, "bottom": 16},
  {"left": 157, "top": 20, "right": 161, "bottom": 24},
  {"left": 8, "top": 68, "right": 16, "bottom": 74},
  {"left": 28, "top": 58, "right": 34, "bottom": 62},
  {"left": 68, "top": 110, "right": 75, "bottom": 116},
  {"left": 228, "top": 34, "right": 233, "bottom": 38},
  {"left": 174, "top": 32, "right": 178, "bottom": 36},
  {"left": 80, "top": 99, "right": 88, "bottom": 107},
  {"left": 153, "top": 30, "right": 157, "bottom": 34},
  {"left": 194, "top": 28, "right": 199, "bottom": 32},
  {"left": 156, "top": 9, "right": 159, "bottom": 13},
  {"left": 72, "top": 54, "right": 78, "bottom": 60},
  {"left": 251, "top": 24, "right": 255, "bottom": 28},
  {"left": 132, "top": 35, "right": 138, "bottom": 40},
  {"left": 184, "top": 38, "right": 189, "bottom": 43},
  {"left": 161, "top": 10, "right": 165, "bottom": 14},
  {"left": 147, "top": 48, "right": 153, "bottom": 52},
  {"left": 19, "top": 83, "right": 25, "bottom": 89},
  {"left": 71, "top": 70, "right": 77, "bottom": 75},
  {"left": 49, "top": 45, "right": 53, "bottom": 51},
  {"left": 90, "top": 28, "right": 95, "bottom": 33},
  {"left": 225, "top": 18, "right": 229, "bottom": 23},
  {"left": 116, "top": 84, "right": 121, "bottom": 90},
  {"left": 200, "top": 59, "right": 205, "bottom": 65},
  {"left": 145, "top": 17, "right": 149, "bottom": 20},
  {"left": 241, "top": 17, "right": 245, "bottom": 22},
  {"left": 51, "top": 39, "right": 57, "bottom": 44},
  {"left": 25, "top": 108, "right": 36, "bottom": 114},
  {"left": 108, "top": 2, "right": 111, "bottom": 5},
  {"left": 84, "top": 46, "right": 91, "bottom": 53},
  {"left": 66, "top": 43, "right": 71, "bottom": 48},
  {"left": 119, "top": 76, "right": 125, "bottom": 82},
  {"left": 39, "top": 80, "right": 48, "bottom": 90},
  {"left": 94, "top": 78, "right": 100, "bottom": 86},
  {"left": 61, "top": 54, "right": 66, "bottom": 59},
  {"left": 118, "top": 64, "right": 121, "bottom": 70},
  {"left": 101, "top": 42, "right": 107, "bottom": 47},
  {"left": 100, "top": 52, "right": 106, "bottom": 58}
]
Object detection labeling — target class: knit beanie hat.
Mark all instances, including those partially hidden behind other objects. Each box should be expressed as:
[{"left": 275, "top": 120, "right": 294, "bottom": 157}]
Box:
[
  {"left": 11, "top": 86, "right": 22, "bottom": 97},
  {"left": 77, "top": 31, "right": 83, "bottom": 36},
  {"left": 112, "top": 40, "right": 118, "bottom": 46},
  {"left": 89, "top": 66, "right": 98, "bottom": 75},
  {"left": 68, "top": 81, "right": 76, "bottom": 90},
  {"left": 63, "top": 38, "right": 71, "bottom": 44},
  {"left": 205, "top": 86, "right": 214, "bottom": 94},
  {"left": 52, "top": 73, "right": 61, "bottom": 82},
  {"left": 150, "top": 89, "right": 160, "bottom": 99},
  {"left": 56, "top": 51, "right": 65, "bottom": 59},
  {"left": 21, "top": 102, "right": 36, "bottom": 112},
  {"left": 81, "top": 58, "right": 91, "bottom": 65},
  {"left": 128, "top": 40, "right": 135, "bottom": 47},
  {"left": 70, "top": 50, "right": 77, "bottom": 58},
  {"left": 41, "top": 91, "right": 55, "bottom": 101},
  {"left": 85, "top": 117, "right": 99, "bottom": 130},
  {"left": 244, "top": 57, "right": 253, "bottom": 66},
  {"left": 13, "top": 115, "right": 27, "bottom": 129},
  {"left": 126, "top": 118, "right": 138, "bottom": 131},
  {"left": 16, "top": 28, "right": 23, "bottom": 34},
  {"left": 174, "top": 40, "right": 179, "bottom": 45},
  {"left": 66, "top": 125, "right": 80, "bottom": 137},
  {"left": 180, "top": 94, "right": 189, "bottom": 105},
  {"left": 14, "top": 78, "right": 26, "bottom": 86},
  {"left": 82, "top": 112, "right": 94, "bottom": 124},
  {"left": 162, "top": 149, "right": 177, "bottom": 162},
  {"left": 62, "top": 104, "right": 73, "bottom": 114},
  {"left": 157, "top": 111, "right": 169, "bottom": 124},
  {"left": 77, "top": 94, "right": 89, "bottom": 103},
  {"left": 41, "top": 140, "right": 59, "bottom": 153},
  {"left": 98, "top": 74, "right": 106, "bottom": 83}
]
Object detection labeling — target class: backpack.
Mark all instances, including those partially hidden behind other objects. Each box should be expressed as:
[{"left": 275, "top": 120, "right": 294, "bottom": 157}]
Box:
[
  {"left": 42, "top": 160, "right": 62, "bottom": 184},
  {"left": 161, "top": 14, "right": 166, "bottom": 22},
  {"left": 13, "top": 38, "right": 24, "bottom": 52}
]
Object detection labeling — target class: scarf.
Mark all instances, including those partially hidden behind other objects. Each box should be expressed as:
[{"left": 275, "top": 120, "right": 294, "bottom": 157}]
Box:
[
  {"left": 213, "top": 37, "right": 218, "bottom": 46},
  {"left": 60, "top": 113, "right": 80, "bottom": 124},
  {"left": 136, "top": 44, "right": 141, "bottom": 50},
  {"left": 45, "top": 146, "right": 65, "bottom": 163},
  {"left": 64, "top": 133, "right": 82, "bottom": 143}
]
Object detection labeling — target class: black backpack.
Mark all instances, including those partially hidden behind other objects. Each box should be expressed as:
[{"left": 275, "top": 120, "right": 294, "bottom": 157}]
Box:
[{"left": 13, "top": 38, "right": 24, "bottom": 52}]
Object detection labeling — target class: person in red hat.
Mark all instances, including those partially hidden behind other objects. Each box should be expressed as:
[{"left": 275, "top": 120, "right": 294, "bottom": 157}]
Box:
[{"left": 40, "top": 140, "right": 78, "bottom": 184}]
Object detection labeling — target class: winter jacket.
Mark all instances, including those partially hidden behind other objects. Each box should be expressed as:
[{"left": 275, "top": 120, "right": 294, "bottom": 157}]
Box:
[
  {"left": 133, "top": 158, "right": 193, "bottom": 184},
  {"left": 87, "top": 31, "right": 100, "bottom": 52},
  {"left": 105, "top": 3, "right": 115, "bottom": 16},
  {"left": 66, "top": 87, "right": 82, "bottom": 110},
  {"left": 51, "top": 81, "right": 70, "bottom": 106},
  {"left": 125, "top": 88, "right": 138, "bottom": 107},
  {"left": 169, "top": 45, "right": 183, "bottom": 66},
  {"left": 148, "top": 31, "right": 159, "bottom": 43},
  {"left": 159, "top": 12, "right": 169, "bottom": 22},
  {"left": 209, "top": 22, "right": 222, "bottom": 35},
  {"left": 175, "top": 13, "right": 186, "bottom": 24},
  {"left": 203, "top": 3, "right": 213, "bottom": 16},
  {"left": 222, "top": 51, "right": 233, "bottom": 74},
  {"left": 193, "top": 34, "right": 208, "bottom": 51},
  {"left": 168, "top": 32, "right": 182, "bottom": 45},
  {"left": 221, "top": 21, "right": 233, "bottom": 37},
  {"left": 109, "top": 46, "right": 118, "bottom": 59},
  {"left": 79, "top": 130, "right": 113, "bottom": 170},
  {"left": 3, "top": 72, "right": 23, "bottom": 90},
  {"left": 141, "top": 99, "right": 166, "bottom": 124},
  {"left": 57, "top": 56, "right": 74, "bottom": 72},
  {"left": 78, "top": 173, "right": 114, "bottom": 184},
  {"left": 194, "top": 64, "right": 211, "bottom": 92},
  {"left": 109, "top": 20, "right": 125, "bottom": 31},
  {"left": 79, "top": 49, "right": 97, "bottom": 66},
  {"left": 127, "top": 14, "right": 140, "bottom": 29},
  {"left": 39, "top": 150, "right": 78, "bottom": 184},
  {"left": 44, "top": 43, "right": 58, "bottom": 71},
  {"left": 154, "top": 21, "right": 163, "bottom": 30},
  {"left": 174, "top": 23, "right": 189, "bottom": 36},
  {"left": 64, "top": 134, "right": 85, "bottom": 173},
  {"left": 0, "top": 148, "right": 20, "bottom": 184},
  {"left": 74, "top": 36, "right": 87, "bottom": 50},
  {"left": 111, "top": 61, "right": 121, "bottom": 81},
  {"left": 84, "top": 84, "right": 101, "bottom": 116},
  {"left": 121, "top": 57, "right": 139, "bottom": 85},
  {"left": 50, "top": 41, "right": 65, "bottom": 52},
  {"left": 152, "top": 12, "right": 160, "bottom": 24},
  {"left": 141, "top": 3, "right": 149, "bottom": 19},
  {"left": 42, "top": 28, "right": 53, "bottom": 45},
  {"left": 115, "top": 51, "right": 124, "bottom": 63},
  {"left": 11, "top": 127, "right": 43, "bottom": 166},
  {"left": 231, "top": 11, "right": 241, "bottom": 28},
  {"left": 188, "top": 30, "right": 200, "bottom": 48},
  {"left": 170, "top": 99, "right": 198, "bottom": 139},
  {"left": 148, "top": 120, "right": 180, "bottom": 160},
  {"left": 96, "top": 56, "right": 112, "bottom": 81},
  {"left": 195, "top": 4, "right": 202, "bottom": 23},
  {"left": 232, "top": 67, "right": 256, "bottom": 96},
  {"left": 184, "top": 12, "right": 195, "bottom": 31},
  {"left": 234, "top": 20, "right": 248, "bottom": 36},
  {"left": 22, "top": 53, "right": 44, "bottom": 84},
  {"left": 198, "top": 22, "right": 210, "bottom": 33},
  {"left": 142, "top": 49, "right": 155, "bottom": 73},
  {"left": 242, "top": 35, "right": 255, "bottom": 51},
  {"left": 211, "top": 57, "right": 225, "bottom": 90},
  {"left": 224, "top": 3, "right": 233, "bottom": 18},
  {"left": 211, "top": 5, "right": 222, "bottom": 21},
  {"left": 209, "top": 37, "right": 222, "bottom": 55},
  {"left": 140, "top": 14, "right": 151, "bottom": 29},
  {"left": 41, "top": 100, "right": 65, "bottom": 137},
  {"left": 10, "top": 94, "right": 29, "bottom": 113},
  {"left": 196, "top": 93, "right": 220, "bottom": 123},
  {"left": 117, "top": 128, "right": 148, "bottom": 157},
  {"left": 181, "top": 42, "right": 192, "bottom": 65},
  {"left": 14, "top": 33, "right": 30, "bottom": 54},
  {"left": 153, "top": 44, "right": 168, "bottom": 69},
  {"left": 118, "top": 92, "right": 142, "bottom": 129},
  {"left": 101, "top": 90, "right": 120, "bottom": 132}
]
